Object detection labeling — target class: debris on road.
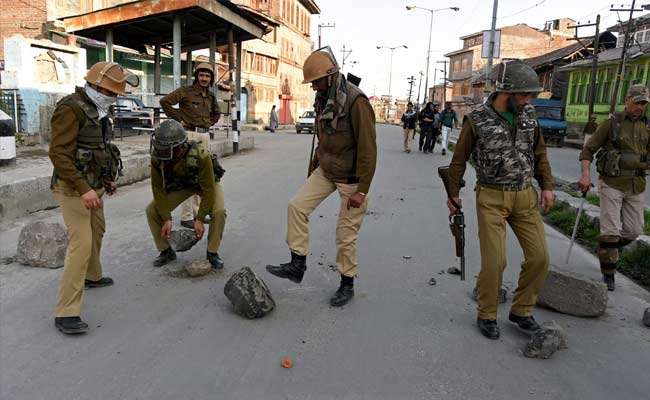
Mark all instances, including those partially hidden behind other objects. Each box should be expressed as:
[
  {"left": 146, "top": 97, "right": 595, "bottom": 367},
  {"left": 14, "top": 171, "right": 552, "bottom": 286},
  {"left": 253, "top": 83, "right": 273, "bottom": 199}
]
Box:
[
  {"left": 472, "top": 287, "right": 507, "bottom": 304},
  {"left": 184, "top": 260, "right": 212, "bottom": 277},
  {"left": 643, "top": 308, "right": 650, "bottom": 328},
  {"left": 429, "top": 278, "right": 437, "bottom": 286},
  {"left": 537, "top": 268, "right": 607, "bottom": 317},
  {"left": 447, "top": 266, "right": 461, "bottom": 275},
  {"left": 16, "top": 221, "right": 67, "bottom": 269},
  {"left": 524, "top": 321, "right": 568, "bottom": 359},
  {"left": 281, "top": 356, "right": 293, "bottom": 369},
  {"left": 170, "top": 229, "right": 199, "bottom": 252},
  {"left": 403, "top": 255, "right": 412, "bottom": 260},
  {"left": 439, "top": 269, "right": 445, "bottom": 275},
  {"left": 224, "top": 267, "right": 275, "bottom": 319}
]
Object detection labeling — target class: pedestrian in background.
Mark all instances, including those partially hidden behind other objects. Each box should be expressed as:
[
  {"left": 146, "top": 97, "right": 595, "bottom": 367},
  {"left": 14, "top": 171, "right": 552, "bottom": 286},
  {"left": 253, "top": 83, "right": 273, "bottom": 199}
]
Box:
[
  {"left": 439, "top": 101, "right": 459, "bottom": 156},
  {"left": 418, "top": 101, "right": 434, "bottom": 152},
  {"left": 270, "top": 105, "right": 279, "bottom": 133},
  {"left": 401, "top": 102, "right": 417, "bottom": 153}
]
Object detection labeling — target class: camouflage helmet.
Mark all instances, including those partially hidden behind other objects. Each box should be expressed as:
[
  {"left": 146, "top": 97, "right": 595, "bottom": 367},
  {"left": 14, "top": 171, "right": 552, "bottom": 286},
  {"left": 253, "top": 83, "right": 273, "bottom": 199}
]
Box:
[
  {"left": 302, "top": 46, "right": 340, "bottom": 84},
  {"left": 495, "top": 59, "right": 542, "bottom": 93},
  {"left": 151, "top": 120, "right": 187, "bottom": 160}
]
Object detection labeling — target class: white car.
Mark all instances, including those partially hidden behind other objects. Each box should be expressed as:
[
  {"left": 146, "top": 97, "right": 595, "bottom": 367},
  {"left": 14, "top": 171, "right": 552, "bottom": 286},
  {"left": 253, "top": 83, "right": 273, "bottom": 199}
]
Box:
[{"left": 296, "top": 110, "right": 316, "bottom": 134}]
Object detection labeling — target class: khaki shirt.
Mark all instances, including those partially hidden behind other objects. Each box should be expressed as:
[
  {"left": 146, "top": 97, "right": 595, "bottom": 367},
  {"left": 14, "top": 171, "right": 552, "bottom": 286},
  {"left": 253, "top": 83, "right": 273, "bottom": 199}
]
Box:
[
  {"left": 448, "top": 117, "right": 554, "bottom": 197},
  {"left": 580, "top": 111, "right": 650, "bottom": 194},
  {"left": 160, "top": 84, "right": 221, "bottom": 129}
]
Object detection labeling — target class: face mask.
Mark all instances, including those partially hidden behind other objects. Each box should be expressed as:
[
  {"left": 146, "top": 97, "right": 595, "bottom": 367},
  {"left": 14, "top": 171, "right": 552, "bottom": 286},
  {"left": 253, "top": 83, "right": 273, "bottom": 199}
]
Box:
[{"left": 84, "top": 84, "right": 116, "bottom": 119}]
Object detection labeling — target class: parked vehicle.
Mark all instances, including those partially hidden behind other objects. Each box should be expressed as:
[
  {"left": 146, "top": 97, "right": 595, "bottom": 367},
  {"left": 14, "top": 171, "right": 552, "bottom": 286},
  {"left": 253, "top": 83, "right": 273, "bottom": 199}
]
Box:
[
  {"left": 531, "top": 98, "right": 567, "bottom": 147},
  {"left": 110, "top": 97, "right": 153, "bottom": 134},
  {"left": 296, "top": 110, "right": 316, "bottom": 134}
]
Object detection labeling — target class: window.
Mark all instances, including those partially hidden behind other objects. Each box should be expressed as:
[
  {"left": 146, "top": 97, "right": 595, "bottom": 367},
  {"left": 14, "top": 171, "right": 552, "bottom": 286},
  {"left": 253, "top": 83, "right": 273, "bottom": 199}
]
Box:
[
  {"left": 461, "top": 58, "right": 468, "bottom": 73},
  {"left": 453, "top": 60, "right": 460, "bottom": 73}
]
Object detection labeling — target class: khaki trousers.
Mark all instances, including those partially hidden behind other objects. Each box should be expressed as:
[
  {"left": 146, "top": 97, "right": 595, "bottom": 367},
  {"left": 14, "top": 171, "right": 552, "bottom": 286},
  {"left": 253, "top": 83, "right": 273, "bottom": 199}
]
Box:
[
  {"left": 287, "top": 167, "right": 369, "bottom": 277},
  {"left": 180, "top": 130, "right": 210, "bottom": 222},
  {"left": 146, "top": 183, "right": 226, "bottom": 253},
  {"left": 475, "top": 185, "right": 549, "bottom": 320},
  {"left": 52, "top": 181, "right": 105, "bottom": 318},
  {"left": 403, "top": 128, "right": 414, "bottom": 151}
]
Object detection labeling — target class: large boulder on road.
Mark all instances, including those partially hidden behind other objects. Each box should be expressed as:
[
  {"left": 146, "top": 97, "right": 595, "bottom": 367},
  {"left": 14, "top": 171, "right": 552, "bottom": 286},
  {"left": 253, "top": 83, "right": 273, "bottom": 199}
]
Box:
[
  {"left": 184, "top": 260, "right": 212, "bottom": 277},
  {"left": 224, "top": 267, "right": 275, "bottom": 319},
  {"left": 537, "top": 268, "right": 607, "bottom": 317},
  {"left": 16, "top": 221, "right": 67, "bottom": 268},
  {"left": 170, "top": 229, "right": 199, "bottom": 252}
]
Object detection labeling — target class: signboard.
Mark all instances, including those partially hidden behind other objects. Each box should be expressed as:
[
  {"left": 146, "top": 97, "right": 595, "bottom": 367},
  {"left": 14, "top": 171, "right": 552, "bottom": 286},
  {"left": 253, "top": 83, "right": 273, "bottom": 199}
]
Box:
[{"left": 481, "top": 30, "right": 501, "bottom": 59}]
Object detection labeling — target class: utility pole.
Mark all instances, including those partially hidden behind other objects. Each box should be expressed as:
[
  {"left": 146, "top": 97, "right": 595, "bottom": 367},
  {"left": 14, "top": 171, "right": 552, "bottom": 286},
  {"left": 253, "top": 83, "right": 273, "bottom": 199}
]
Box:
[
  {"left": 432, "top": 68, "right": 439, "bottom": 103},
  {"left": 610, "top": 1, "right": 643, "bottom": 114},
  {"left": 407, "top": 76, "right": 416, "bottom": 102},
  {"left": 484, "top": 0, "right": 499, "bottom": 96},
  {"left": 437, "top": 60, "right": 449, "bottom": 105},
  {"left": 317, "top": 22, "right": 335, "bottom": 48},
  {"left": 568, "top": 15, "right": 601, "bottom": 123},
  {"left": 416, "top": 71, "right": 424, "bottom": 109}
]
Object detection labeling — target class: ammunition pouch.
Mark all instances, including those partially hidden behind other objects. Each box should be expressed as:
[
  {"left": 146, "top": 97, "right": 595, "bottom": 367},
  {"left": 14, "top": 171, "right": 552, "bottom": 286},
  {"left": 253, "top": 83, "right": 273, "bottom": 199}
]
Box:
[
  {"left": 595, "top": 149, "right": 621, "bottom": 177},
  {"left": 73, "top": 143, "right": 123, "bottom": 189}
]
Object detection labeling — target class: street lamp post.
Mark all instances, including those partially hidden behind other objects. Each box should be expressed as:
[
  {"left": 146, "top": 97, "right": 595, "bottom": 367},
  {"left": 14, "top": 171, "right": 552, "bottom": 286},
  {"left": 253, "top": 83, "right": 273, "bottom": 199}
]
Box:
[
  {"left": 406, "top": 5, "right": 459, "bottom": 105},
  {"left": 431, "top": 68, "right": 444, "bottom": 104},
  {"left": 377, "top": 44, "right": 408, "bottom": 97},
  {"left": 317, "top": 22, "right": 335, "bottom": 48}
]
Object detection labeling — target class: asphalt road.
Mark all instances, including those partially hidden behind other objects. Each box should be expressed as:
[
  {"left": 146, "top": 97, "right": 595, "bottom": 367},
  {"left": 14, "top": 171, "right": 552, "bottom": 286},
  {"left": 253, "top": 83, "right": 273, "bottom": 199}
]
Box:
[
  {"left": 546, "top": 146, "right": 650, "bottom": 207},
  {"left": 1, "top": 126, "right": 649, "bottom": 400}
]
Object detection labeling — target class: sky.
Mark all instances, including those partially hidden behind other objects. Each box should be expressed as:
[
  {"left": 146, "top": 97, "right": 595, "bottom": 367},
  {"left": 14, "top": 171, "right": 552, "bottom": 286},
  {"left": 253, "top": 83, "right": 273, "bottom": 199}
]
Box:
[{"left": 310, "top": 0, "right": 632, "bottom": 100}]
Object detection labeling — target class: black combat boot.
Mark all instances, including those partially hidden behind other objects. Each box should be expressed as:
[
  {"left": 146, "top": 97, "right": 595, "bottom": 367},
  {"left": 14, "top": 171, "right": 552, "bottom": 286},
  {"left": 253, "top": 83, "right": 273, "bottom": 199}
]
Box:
[
  {"left": 603, "top": 274, "right": 615, "bottom": 291},
  {"left": 477, "top": 318, "right": 500, "bottom": 340},
  {"left": 85, "top": 277, "right": 114, "bottom": 288},
  {"left": 207, "top": 251, "right": 224, "bottom": 269},
  {"left": 153, "top": 247, "right": 176, "bottom": 267},
  {"left": 330, "top": 275, "right": 355, "bottom": 307},
  {"left": 266, "top": 252, "right": 306, "bottom": 283},
  {"left": 508, "top": 313, "right": 541, "bottom": 333},
  {"left": 55, "top": 316, "right": 89, "bottom": 334}
]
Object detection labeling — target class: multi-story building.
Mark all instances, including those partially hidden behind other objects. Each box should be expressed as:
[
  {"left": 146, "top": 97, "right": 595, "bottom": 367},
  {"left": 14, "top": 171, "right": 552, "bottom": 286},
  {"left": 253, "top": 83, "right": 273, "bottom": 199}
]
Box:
[{"left": 444, "top": 18, "right": 575, "bottom": 119}]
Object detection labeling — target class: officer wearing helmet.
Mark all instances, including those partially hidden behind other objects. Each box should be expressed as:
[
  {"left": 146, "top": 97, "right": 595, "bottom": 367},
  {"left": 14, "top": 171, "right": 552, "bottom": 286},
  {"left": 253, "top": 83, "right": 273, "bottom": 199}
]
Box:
[
  {"left": 266, "top": 47, "right": 377, "bottom": 307},
  {"left": 446, "top": 59, "right": 555, "bottom": 340},
  {"left": 145, "top": 119, "right": 226, "bottom": 270},
  {"left": 49, "top": 61, "right": 138, "bottom": 334},
  {"left": 578, "top": 84, "right": 650, "bottom": 291},
  {"left": 160, "top": 62, "right": 221, "bottom": 229}
]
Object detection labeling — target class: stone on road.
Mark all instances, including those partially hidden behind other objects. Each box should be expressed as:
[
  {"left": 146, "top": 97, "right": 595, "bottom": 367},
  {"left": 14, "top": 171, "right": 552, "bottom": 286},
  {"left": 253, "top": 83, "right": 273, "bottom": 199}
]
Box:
[
  {"left": 15, "top": 221, "right": 67, "bottom": 268},
  {"left": 537, "top": 268, "right": 608, "bottom": 317},
  {"left": 224, "top": 266, "right": 275, "bottom": 319},
  {"left": 184, "top": 260, "right": 212, "bottom": 277},
  {"left": 524, "top": 321, "right": 568, "bottom": 359},
  {"left": 644, "top": 308, "right": 650, "bottom": 327},
  {"left": 170, "top": 228, "right": 199, "bottom": 252}
]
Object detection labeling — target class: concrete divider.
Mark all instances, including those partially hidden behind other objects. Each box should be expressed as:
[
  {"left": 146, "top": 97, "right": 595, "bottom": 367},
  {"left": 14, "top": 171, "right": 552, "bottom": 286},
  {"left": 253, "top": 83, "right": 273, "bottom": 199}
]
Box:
[{"left": 0, "top": 136, "right": 254, "bottom": 226}]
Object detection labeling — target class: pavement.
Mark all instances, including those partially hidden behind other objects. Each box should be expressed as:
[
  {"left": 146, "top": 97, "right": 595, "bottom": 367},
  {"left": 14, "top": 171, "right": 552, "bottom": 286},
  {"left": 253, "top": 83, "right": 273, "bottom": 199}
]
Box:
[
  {"left": 0, "top": 127, "right": 649, "bottom": 400},
  {"left": 0, "top": 131, "right": 255, "bottom": 226}
]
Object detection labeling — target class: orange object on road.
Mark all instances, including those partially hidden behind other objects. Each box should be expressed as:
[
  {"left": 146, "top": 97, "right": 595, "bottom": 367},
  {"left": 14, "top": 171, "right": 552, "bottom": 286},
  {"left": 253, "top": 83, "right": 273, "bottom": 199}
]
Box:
[{"left": 281, "top": 356, "right": 292, "bottom": 369}]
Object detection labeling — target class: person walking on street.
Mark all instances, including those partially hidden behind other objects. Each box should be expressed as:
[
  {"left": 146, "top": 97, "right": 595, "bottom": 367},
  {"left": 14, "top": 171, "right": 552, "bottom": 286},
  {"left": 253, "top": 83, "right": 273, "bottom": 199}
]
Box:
[
  {"left": 266, "top": 47, "right": 377, "bottom": 307},
  {"left": 270, "top": 105, "right": 279, "bottom": 133},
  {"left": 401, "top": 102, "right": 417, "bottom": 153},
  {"left": 49, "top": 61, "right": 137, "bottom": 334},
  {"left": 160, "top": 63, "right": 221, "bottom": 229},
  {"left": 578, "top": 84, "right": 650, "bottom": 291},
  {"left": 440, "top": 101, "right": 459, "bottom": 155},
  {"left": 419, "top": 102, "right": 435, "bottom": 153},
  {"left": 424, "top": 103, "right": 441, "bottom": 154},
  {"left": 145, "top": 120, "right": 227, "bottom": 270},
  {"left": 447, "top": 60, "right": 554, "bottom": 340}
]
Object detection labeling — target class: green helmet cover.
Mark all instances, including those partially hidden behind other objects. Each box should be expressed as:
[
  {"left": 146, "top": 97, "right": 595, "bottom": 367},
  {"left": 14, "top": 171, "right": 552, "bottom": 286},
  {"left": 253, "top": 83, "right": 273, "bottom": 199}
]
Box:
[{"left": 495, "top": 60, "right": 542, "bottom": 93}]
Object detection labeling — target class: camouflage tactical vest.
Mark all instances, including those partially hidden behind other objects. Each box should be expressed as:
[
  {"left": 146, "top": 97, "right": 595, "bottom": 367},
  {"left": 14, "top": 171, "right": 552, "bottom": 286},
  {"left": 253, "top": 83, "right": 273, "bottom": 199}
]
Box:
[
  {"left": 469, "top": 102, "right": 537, "bottom": 190},
  {"left": 152, "top": 141, "right": 223, "bottom": 192},
  {"left": 52, "top": 88, "right": 121, "bottom": 189},
  {"left": 595, "top": 112, "right": 650, "bottom": 177},
  {"left": 315, "top": 79, "right": 367, "bottom": 182}
]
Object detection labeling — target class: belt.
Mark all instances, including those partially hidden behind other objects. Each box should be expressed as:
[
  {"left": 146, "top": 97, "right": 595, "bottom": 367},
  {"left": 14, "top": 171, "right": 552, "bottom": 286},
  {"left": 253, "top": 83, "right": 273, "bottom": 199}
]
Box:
[
  {"left": 478, "top": 182, "right": 532, "bottom": 191},
  {"left": 618, "top": 168, "right": 647, "bottom": 177},
  {"left": 194, "top": 127, "right": 209, "bottom": 133}
]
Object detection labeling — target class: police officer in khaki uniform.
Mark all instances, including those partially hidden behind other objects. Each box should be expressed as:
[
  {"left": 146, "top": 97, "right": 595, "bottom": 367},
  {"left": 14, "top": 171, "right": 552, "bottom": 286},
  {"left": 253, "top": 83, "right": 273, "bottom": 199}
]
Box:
[
  {"left": 49, "top": 61, "right": 137, "bottom": 334},
  {"left": 266, "top": 47, "right": 377, "bottom": 307},
  {"left": 145, "top": 119, "right": 226, "bottom": 269},
  {"left": 579, "top": 84, "right": 650, "bottom": 291},
  {"left": 160, "top": 63, "right": 221, "bottom": 229},
  {"left": 447, "top": 60, "right": 555, "bottom": 340}
]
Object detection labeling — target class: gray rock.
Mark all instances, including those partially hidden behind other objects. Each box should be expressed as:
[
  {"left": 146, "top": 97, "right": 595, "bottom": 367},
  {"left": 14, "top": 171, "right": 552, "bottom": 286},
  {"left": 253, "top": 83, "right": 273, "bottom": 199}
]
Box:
[
  {"left": 447, "top": 266, "right": 461, "bottom": 275},
  {"left": 170, "top": 229, "right": 199, "bottom": 252},
  {"left": 524, "top": 321, "right": 568, "bottom": 359},
  {"left": 643, "top": 308, "right": 650, "bottom": 328},
  {"left": 471, "top": 287, "right": 507, "bottom": 304},
  {"left": 224, "top": 267, "right": 275, "bottom": 319},
  {"left": 537, "top": 268, "right": 608, "bottom": 317},
  {"left": 15, "top": 222, "right": 67, "bottom": 268},
  {"left": 184, "top": 260, "right": 212, "bottom": 277}
]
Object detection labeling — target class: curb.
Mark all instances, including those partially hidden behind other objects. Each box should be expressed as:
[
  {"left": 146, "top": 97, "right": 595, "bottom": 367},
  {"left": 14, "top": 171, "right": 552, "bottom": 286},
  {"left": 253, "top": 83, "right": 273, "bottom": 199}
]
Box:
[{"left": 0, "top": 137, "right": 254, "bottom": 226}]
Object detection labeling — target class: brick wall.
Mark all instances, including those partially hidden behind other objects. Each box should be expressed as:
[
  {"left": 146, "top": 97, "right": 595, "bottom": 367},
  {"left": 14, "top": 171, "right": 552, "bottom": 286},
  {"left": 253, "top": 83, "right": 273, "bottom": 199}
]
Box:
[{"left": 0, "top": 0, "right": 47, "bottom": 62}]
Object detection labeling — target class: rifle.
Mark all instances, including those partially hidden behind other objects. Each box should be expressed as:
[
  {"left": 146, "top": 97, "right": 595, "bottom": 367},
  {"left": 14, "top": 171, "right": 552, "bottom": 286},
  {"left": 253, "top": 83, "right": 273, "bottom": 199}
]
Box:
[{"left": 438, "top": 166, "right": 465, "bottom": 281}]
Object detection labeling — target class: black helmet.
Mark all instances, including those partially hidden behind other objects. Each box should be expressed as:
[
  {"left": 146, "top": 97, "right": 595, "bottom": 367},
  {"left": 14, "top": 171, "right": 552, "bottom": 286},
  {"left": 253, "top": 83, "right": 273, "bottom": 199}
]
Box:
[
  {"left": 151, "top": 120, "right": 187, "bottom": 160},
  {"left": 495, "top": 60, "right": 542, "bottom": 93}
]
